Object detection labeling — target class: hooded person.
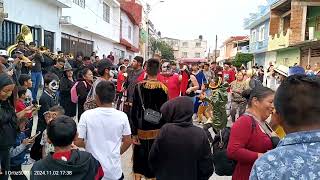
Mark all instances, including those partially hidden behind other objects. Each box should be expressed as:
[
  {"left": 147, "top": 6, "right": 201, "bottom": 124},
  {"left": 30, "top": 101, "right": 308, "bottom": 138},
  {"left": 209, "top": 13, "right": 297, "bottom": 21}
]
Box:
[{"left": 149, "top": 96, "right": 214, "bottom": 180}]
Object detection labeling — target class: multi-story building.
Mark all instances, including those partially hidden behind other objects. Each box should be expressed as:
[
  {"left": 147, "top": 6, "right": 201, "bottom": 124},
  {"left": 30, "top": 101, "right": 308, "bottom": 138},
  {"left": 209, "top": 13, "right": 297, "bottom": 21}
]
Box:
[
  {"left": 268, "top": 0, "right": 320, "bottom": 67},
  {"left": 245, "top": 2, "right": 277, "bottom": 68},
  {"left": 217, "top": 36, "right": 250, "bottom": 64},
  {"left": 113, "top": 0, "right": 142, "bottom": 60},
  {"left": 161, "top": 36, "right": 207, "bottom": 59}
]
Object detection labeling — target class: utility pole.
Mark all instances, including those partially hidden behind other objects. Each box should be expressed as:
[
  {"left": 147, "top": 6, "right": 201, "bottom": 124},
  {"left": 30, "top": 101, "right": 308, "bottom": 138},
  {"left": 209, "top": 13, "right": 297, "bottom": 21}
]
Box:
[{"left": 214, "top": 34, "right": 218, "bottom": 62}]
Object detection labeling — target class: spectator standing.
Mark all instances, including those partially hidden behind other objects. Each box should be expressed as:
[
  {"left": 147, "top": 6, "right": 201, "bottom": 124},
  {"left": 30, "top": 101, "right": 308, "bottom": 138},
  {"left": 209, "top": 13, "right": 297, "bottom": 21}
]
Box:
[
  {"left": 48, "top": 58, "right": 65, "bottom": 80},
  {"left": 107, "top": 51, "right": 115, "bottom": 64},
  {"left": 76, "top": 81, "right": 131, "bottom": 180},
  {"left": 59, "top": 62, "right": 76, "bottom": 117},
  {"left": 230, "top": 72, "right": 247, "bottom": 122},
  {"left": 76, "top": 68, "right": 93, "bottom": 120},
  {"left": 227, "top": 87, "right": 277, "bottom": 180},
  {"left": 250, "top": 75, "right": 320, "bottom": 179},
  {"left": 149, "top": 96, "right": 213, "bottom": 180},
  {"left": 31, "top": 116, "right": 104, "bottom": 180},
  {"left": 130, "top": 59, "right": 168, "bottom": 180}
]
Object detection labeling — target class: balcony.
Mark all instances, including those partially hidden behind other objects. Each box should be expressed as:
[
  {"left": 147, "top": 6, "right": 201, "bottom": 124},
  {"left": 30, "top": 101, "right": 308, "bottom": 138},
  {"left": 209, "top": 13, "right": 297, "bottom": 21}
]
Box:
[
  {"left": 231, "top": 45, "right": 250, "bottom": 57},
  {"left": 47, "top": 0, "right": 72, "bottom": 8},
  {"left": 268, "top": 29, "right": 291, "bottom": 51}
]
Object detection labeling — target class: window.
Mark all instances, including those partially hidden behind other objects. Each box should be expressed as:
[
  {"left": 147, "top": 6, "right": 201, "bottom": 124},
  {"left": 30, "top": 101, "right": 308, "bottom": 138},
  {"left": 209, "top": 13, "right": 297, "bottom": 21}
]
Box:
[
  {"left": 61, "top": 33, "right": 93, "bottom": 57},
  {"left": 128, "top": 26, "right": 132, "bottom": 40},
  {"left": 195, "top": 53, "right": 201, "bottom": 58},
  {"left": 316, "top": 16, "right": 320, "bottom": 31},
  {"left": 103, "top": 3, "right": 110, "bottom": 23},
  {"left": 258, "top": 26, "right": 265, "bottom": 42},
  {"left": 182, "top": 42, "right": 188, "bottom": 47},
  {"left": 73, "top": 0, "right": 85, "bottom": 8},
  {"left": 44, "top": 30, "right": 55, "bottom": 52},
  {"left": 251, "top": 30, "right": 257, "bottom": 42},
  {"left": 196, "top": 42, "right": 201, "bottom": 47},
  {"left": 182, "top": 52, "right": 188, "bottom": 57}
]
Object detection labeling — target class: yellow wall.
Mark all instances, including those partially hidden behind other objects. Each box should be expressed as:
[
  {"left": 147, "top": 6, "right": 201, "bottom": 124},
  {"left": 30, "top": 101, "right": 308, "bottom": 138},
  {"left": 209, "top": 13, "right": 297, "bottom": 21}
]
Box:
[{"left": 268, "top": 29, "right": 291, "bottom": 51}]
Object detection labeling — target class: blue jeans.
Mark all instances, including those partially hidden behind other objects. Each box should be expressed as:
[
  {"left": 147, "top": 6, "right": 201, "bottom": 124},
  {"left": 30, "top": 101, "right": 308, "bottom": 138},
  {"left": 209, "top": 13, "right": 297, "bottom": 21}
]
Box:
[{"left": 31, "top": 72, "right": 42, "bottom": 100}]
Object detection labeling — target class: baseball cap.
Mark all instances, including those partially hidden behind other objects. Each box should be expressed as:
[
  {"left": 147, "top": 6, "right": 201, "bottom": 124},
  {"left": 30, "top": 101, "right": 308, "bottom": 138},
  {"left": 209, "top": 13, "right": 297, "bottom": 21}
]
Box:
[{"left": 0, "top": 50, "right": 8, "bottom": 57}]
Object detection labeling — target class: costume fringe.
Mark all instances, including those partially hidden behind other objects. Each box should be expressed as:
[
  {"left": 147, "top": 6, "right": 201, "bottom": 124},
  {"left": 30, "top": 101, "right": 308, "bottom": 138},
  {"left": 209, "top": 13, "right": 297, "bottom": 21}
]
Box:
[{"left": 143, "top": 81, "right": 168, "bottom": 94}]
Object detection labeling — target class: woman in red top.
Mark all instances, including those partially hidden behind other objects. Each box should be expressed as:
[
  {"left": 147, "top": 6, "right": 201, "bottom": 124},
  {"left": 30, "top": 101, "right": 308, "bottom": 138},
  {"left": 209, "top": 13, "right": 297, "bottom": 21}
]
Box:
[{"left": 227, "top": 87, "right": 275, "bottom": 180}]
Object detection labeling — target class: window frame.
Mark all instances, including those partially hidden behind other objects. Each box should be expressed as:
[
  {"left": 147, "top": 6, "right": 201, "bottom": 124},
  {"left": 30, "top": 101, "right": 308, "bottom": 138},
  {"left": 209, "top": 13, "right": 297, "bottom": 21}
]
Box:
[
  {"left": 103, "top": 2, "right": 111, "bottom": 23},
  {"left": 128, "top": 25, "right": 132, "bottom": 40},
  {"left": 73, "top": 0, "right": 85, "bottom": 8},
  {"left": 182, "top": 52, "right": 188, "bottom": 57},
  {"left": 258, "top": 25, "right": 265, "bottom": 42},
  {"left": 195, "top": 52, "right": 201, "bottom": 58},
  {"left": 251, "top": 29, "right": 257, "bottom": 43},
  {"left": 182, "top": 42, "right": 188, "bottom": 47},
  {"left": 196, "top": 42, "right": 201, "bottom": 47}
]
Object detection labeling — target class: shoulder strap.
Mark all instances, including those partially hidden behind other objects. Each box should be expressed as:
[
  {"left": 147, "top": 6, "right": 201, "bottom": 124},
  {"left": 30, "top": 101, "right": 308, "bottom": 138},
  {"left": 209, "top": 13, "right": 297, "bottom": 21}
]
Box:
[{"left": 137, "top": 83, "right": 145, "bottom": 111}]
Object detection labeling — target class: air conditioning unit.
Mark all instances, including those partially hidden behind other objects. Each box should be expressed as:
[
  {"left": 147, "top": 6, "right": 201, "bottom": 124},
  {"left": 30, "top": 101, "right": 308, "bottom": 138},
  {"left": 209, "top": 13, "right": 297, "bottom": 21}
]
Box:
[{"left": 59, "top": 16, "right": 71, "bottom": 25}]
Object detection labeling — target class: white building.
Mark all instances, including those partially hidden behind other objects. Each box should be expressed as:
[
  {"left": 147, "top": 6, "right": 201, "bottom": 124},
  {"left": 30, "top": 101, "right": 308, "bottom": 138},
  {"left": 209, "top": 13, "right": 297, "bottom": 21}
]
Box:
[
  {"left": 161, "top": 36, "right": 207, "bottom": 59},
  {"left": 3, "top": 0, "right": 121, "bottom": 58}
]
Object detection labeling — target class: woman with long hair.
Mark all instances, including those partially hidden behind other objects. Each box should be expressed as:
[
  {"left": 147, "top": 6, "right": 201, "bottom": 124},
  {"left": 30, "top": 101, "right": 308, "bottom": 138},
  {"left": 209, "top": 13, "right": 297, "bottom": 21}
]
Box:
[
  {"left": 227, "top": 87, "right": 279, "bottom": 180},
  {"left": 0, "top": 73, "right": 32, "bottom": 179}
]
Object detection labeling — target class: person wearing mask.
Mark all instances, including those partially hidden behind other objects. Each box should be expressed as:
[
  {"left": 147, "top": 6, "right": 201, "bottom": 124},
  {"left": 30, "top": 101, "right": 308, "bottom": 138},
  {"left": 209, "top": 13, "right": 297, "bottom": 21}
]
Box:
[
  {"left": 76, "top": 68, "right": 93, "bottom": 120},
  {"left": 59, "top": 62, "right": 76, "bottom": 117},
  {"left": 131, "top": 59, "right": 168, "bottom": 180},
  {"left": 230, "top": 71, "right": 247, "bottom": 122},
  {"left": 227, "top": 87, "right": 278, "bottom": 180},
  {"left": 250, "top": 75, "right": 320, "bottom": 179},
  {"left": 149, "top": 96, "right": 214, "bottom": 180},
  {"left": 0, "top": 73, "right": 33, "bottom": 180}
]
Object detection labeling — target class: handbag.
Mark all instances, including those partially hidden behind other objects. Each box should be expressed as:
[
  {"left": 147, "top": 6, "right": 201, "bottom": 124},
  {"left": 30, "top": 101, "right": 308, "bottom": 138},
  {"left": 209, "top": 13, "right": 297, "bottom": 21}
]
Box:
[
  {"left": 137, "top": 84, "right": 162, "bottom": 125},
  {"left": 84, "top": 86, "right": 97, "bottom": 111}
]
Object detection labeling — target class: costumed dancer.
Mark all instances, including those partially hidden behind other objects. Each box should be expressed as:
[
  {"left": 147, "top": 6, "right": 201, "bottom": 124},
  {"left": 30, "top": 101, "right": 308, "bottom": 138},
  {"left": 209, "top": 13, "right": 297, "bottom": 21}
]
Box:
[
  {"left": 200, "top": 76, "right": 228, "bottom": 144},
  {"left": 158, "top": 61, "right": 181, "bottom": 100}
]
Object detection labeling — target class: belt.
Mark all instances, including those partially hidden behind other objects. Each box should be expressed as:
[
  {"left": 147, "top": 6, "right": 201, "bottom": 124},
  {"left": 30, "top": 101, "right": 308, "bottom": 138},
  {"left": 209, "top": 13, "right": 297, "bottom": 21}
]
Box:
[
  {"left": 124, "top": 102, "right": 132, "bottom": 106},
  {"left": 137, "top": 129, "right": 160, "bottom": 140}
]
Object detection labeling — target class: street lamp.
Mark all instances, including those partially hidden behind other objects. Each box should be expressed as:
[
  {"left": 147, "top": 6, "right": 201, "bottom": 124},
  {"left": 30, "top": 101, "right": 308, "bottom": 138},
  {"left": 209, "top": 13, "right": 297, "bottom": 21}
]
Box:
[{"left": 145, "top": 0, "right": 164, "bottom": 60}]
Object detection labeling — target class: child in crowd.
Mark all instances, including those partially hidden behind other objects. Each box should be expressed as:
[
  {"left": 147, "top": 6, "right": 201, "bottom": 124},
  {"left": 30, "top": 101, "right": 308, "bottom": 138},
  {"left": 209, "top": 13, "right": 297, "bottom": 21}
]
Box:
[
  {"left": 30, "top": 115, "right": 104, "bottom": 180},
  {"left": 10, "top": 118, "right": 37, "bottom": 180},
  {"left": 40, "top": 106, "right": 65, "bottom": 158},
  {"left": 18, "top": 74, "right": 33, "bottom": 106}
]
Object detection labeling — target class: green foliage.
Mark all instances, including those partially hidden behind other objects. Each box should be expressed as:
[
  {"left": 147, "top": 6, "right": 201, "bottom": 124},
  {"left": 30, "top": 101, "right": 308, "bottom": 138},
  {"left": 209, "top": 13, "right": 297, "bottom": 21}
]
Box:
[
  {"left": 150, "top": 38, "right": 174, "bottom": 60},
  {"left": 232, "top": 53, "right": 254, "bottom": 67}
]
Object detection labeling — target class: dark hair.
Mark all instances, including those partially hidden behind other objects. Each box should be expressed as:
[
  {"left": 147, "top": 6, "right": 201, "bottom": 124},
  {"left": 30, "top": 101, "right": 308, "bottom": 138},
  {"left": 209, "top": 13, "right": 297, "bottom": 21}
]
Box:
[
  {"left": 29, "top": 42, "right": 36, "bottom": 46},
  {"left": 44, "top": 73, "right": 59, "bottom": 85},
  {"left": 80, "top": 68, "right": 91, "bottom": 79},
  {"left": 18, "top": 40, "right": 25, "bottom": 44},
  {"left": 134, "top": 56, "right": 144, "bottom": 65},
  {"left": 119, "top": 65, "right": 126, "bottom": 71},
  {"left": 224, "top": 62, "right": 231, "bottom": 66},
  {"left": 97, "top": 60, "right": 113, "bottom": 76},
  {"left": 18, "top": 74, "right": 31, "bottom": 86},
  {"left": 146, "top": 58, "right": 160, "bottom": 76},
  {"left": 95, "top": 81, "right": 115, "bottom": 104},
  {"left": 56, "top": 58, "right": 65, "bottom": 64},
  {"left": 242, "top": 86, "right": 274, "bottom": 107},
  {"left": 95, "top": 56, "right": 99, "bottom": 59},
  {"left": 0, "top": 73, "right": 15, "bottom": 90},
  {"left": 47, "top": 115, "right": 77, "bottom": 147},
  {"left": 17, "top": 86, "right": 27, "bottom": 98},
  {"left": 49, "top": 105, "right": 65, "bottom": 115},
  {"left": 275, "top": 75, "right": 320, "bottom": 127},
  {"left": 211, "top": 62, "right": 217, "bottom": 65},
  {"left": 83, "top": 56, "right": 91, "bottom": 61},
  {"left": 91, "top": 52, "right": 96, "bottom": 56}
]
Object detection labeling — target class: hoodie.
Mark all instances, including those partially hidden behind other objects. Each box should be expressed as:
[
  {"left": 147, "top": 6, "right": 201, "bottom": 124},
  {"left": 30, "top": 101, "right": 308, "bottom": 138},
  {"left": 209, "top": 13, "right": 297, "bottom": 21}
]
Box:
[
  {"left": 30, "top": 149, "right": 103, "bottom": 180},
  {"left": 149, "top": 96, "right": 214, "bottom": 180}
]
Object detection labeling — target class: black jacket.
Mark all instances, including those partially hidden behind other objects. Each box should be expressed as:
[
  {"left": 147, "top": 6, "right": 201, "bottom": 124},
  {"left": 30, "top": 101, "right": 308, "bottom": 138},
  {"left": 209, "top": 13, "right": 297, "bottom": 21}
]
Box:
[
  {"left": 149, "top": 96, "right": 214, "bottom": 180},
  {"left": 30, "top": 149, "right": 103, "bottom": 180},
  {"left": 59, "top": 77, "right": 76, "bottom": 117},
  {"left": 0, "top": 100, "right": 17, "bottom": 149}
]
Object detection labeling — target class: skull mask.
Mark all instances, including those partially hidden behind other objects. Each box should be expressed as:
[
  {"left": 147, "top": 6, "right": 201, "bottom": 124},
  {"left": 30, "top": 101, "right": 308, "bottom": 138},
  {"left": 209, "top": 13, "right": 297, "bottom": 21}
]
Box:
[{"left": 48, "top": 80, "right": 59, "bottom": 93}]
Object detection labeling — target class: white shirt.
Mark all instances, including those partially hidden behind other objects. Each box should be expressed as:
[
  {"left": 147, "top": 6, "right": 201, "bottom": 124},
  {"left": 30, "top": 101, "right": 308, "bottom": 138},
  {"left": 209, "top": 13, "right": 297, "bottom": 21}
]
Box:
[{"left": 78, "top": 107, "right": 131, "bottom": 180}]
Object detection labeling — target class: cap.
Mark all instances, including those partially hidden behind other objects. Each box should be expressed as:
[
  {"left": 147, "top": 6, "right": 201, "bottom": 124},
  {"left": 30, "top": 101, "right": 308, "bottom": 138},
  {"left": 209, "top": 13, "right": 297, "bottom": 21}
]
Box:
[
  {"left": 274, "top": 65, "right": 289, "bottom": 77},
  {"left": 288, "top": 66, "right": 305, "bottom": 76},
  {"left": 0, "top": 50, "right": 8, "bottom": 57}
]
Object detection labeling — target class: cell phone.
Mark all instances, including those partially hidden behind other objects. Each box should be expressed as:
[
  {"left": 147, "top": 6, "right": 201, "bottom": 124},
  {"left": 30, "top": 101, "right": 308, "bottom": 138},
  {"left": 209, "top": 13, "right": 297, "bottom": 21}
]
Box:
[{"left": 29, "top": 131, "right": 41, "bottom": 139}]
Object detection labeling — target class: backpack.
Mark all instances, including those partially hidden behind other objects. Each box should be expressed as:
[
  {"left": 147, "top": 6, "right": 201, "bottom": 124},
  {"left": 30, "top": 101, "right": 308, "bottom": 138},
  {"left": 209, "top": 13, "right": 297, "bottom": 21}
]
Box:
[
  {"left": 71, "top": 81, "right": 87, "bottom": 103},
  {"left": 212, "top": 116, "right": 256, "bottom": 176}
]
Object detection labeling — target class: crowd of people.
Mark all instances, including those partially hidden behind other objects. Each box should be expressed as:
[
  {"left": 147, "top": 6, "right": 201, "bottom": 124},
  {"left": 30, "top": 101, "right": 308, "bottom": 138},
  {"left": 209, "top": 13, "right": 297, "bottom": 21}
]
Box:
[{"left": 0, "top": 39, "right": 320, "bottom": 180}]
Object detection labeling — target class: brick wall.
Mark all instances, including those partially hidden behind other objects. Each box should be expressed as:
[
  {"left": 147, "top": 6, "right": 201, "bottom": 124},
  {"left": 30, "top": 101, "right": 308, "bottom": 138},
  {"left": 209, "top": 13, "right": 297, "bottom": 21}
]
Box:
[
  {"left": 289, "top": 1, "right": 304, "bottom": 44},
  {"left": 269, "top": 10, "right": 280, "bottom": 37}
]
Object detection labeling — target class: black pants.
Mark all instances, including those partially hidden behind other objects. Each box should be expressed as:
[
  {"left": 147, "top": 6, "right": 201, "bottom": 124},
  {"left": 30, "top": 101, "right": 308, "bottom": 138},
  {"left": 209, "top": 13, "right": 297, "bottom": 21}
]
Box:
[
  {"left": 10, "top": 165, "right": 27, "bottom": 180},
  {"left": 0, "top": 148, "right": 10, "bottom": 180},
  {"left": 115, "top": 92, "right": 123, "bottom": 110},
  {"left": 203, "top": 123, "right": 217, "bottom": 144}
]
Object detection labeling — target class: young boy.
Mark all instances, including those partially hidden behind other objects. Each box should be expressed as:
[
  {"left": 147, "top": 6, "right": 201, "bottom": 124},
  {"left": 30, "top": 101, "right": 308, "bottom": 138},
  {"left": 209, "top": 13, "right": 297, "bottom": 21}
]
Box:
[
  {"left": 15, "top": 86, "right": 33, "bottom": 119},
  {"left": 10, "top": 118, "right": 36, "bottom": 180},
  {"left": 30, "top": 115, "right": 104, "bottom": 180},
  {"left": 18, "top": 74, "right": 33, "bottom": 106},
  {"left": 40, "top": 106, "right": 65, "bottom": 158}
]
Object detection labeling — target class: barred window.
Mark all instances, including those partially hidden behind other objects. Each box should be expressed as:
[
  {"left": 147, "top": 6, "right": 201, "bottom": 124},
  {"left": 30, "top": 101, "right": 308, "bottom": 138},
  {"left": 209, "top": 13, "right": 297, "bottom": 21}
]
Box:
[
  {"left": 73, "top": 0, "right": 85, "bottom": 8},
  {"left": 103, "top": 3, "right": 110, "bottom": 23}
]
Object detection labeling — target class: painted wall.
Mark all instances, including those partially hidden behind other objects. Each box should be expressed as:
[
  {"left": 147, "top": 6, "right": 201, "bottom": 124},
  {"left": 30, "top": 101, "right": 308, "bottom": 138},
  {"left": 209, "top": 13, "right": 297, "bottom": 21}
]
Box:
[
  {"left": 4, "top": 0, "right": 62, "bottom": 50},
  {"left": 307, "top": 6, "right": 320, "bottom": 39},
  {"left": 250, "top": 19, "right": 270, "bottom": 54},
  {"left": 62, "top": 0, "right": 120, "bottom": 43},
  {"left": 276, "top": 48, "right": 300, "bottom": 67}
]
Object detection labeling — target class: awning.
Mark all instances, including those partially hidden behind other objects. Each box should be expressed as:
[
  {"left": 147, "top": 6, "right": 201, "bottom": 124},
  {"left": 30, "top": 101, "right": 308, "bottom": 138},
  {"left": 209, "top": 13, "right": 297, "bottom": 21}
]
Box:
[{"left": 178, "top": 58, "right": 208, "bottom": 63}]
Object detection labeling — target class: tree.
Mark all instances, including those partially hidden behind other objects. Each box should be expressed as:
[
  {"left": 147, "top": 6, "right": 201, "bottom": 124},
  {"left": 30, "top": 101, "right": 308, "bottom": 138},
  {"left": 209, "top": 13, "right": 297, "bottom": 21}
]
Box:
[
  {"left": 232, "top": 53, "right": 254, "bottom": 68},
  {"left": 150, "top": 38, "right": 174, "bottom": 60}
]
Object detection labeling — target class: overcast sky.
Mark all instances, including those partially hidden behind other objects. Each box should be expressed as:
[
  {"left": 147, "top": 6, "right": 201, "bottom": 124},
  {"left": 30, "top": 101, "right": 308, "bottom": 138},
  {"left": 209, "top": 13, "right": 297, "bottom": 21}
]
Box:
[{"left": 147, "top": 0, "right": 268, "bottom": 49}]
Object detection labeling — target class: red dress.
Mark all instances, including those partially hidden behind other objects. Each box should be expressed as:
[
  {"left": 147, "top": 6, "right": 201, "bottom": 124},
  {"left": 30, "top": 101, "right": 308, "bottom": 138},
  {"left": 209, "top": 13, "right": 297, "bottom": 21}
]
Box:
[
  {"left": 158, "top": 74, "right": 180, "bottom": 99},
  {"left": 227, "top": 115, "right": 273, "bottom": 180}
]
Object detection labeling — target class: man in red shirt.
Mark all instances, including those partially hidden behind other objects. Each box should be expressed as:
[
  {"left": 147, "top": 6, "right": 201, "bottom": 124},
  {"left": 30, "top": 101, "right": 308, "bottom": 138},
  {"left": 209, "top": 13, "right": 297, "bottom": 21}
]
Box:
[
  {"left": 158, "top": 62, "right": 181, "bottom": 99},
  {"left": 222, "top": 62, "right": 236, "bottom": 85}
]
